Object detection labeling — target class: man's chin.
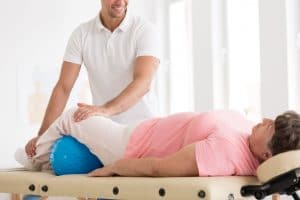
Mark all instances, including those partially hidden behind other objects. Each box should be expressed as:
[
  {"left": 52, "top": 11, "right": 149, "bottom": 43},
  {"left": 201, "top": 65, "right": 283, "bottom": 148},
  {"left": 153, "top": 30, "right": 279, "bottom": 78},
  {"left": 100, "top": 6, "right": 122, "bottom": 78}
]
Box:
[
  {"left": 113, "top": 14, "right": 125, "bottom": 19},
  {"left": 110, "top": 9, "right": 126, "bottom": 18}
]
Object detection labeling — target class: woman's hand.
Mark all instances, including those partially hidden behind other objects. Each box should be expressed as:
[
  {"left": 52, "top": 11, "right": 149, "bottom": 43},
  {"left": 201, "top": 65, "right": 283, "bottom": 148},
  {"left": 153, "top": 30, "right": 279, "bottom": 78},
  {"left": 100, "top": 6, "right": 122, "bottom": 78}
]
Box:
[
  {"left": 25, "top": 136, "right": 40, "bottom": 157},
  {"left": 74, "top": 103, "right": 111, "bottom": 122},
  {"left": 88, "top": 165, "right": 116, "bottom": 177}
]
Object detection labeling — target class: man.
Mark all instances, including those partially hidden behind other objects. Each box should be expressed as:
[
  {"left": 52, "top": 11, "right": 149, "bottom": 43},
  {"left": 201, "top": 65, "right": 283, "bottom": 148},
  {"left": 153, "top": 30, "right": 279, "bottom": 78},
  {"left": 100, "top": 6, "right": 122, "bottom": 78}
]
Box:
[{"left": 25, "top": 0, "right": 161, "bottom": 157}]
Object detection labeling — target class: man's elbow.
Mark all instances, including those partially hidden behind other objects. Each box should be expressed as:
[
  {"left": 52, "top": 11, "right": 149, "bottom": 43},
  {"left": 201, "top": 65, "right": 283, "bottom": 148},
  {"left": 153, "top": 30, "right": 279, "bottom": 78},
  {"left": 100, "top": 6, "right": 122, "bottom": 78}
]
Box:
[
  {"left": 133, "top": 78, "right": 151, "bottom": 96},
  {"left": 54, "top": 82, "right": 72, "bottom": 96},
  {"left": 143, "top": 86, "right": 150, "bottom": 95},
  {"left": 141, "top": 79, "right": 152, "bottom": 95}
]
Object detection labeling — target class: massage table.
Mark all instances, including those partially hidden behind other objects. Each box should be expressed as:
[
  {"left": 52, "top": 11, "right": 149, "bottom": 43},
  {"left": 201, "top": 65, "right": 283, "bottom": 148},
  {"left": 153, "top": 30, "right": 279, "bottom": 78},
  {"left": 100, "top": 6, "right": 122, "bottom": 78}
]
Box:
[{"left": 0, "top": 150, "right": 299, "bottom": 200}]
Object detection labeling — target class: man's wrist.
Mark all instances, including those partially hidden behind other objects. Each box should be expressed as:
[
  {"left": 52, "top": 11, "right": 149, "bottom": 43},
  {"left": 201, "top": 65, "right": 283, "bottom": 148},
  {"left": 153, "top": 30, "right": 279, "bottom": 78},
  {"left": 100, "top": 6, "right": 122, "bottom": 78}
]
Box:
[{"left": 97, "top": 104, "right": 115, "bottom": 116}]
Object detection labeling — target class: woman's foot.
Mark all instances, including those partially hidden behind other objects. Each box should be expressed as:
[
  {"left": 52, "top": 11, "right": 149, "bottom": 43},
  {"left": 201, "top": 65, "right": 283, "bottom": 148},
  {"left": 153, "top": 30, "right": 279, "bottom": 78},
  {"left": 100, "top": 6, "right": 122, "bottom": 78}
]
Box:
[{"left": 14, "top": 148, "right": 40, "bottom": 170}]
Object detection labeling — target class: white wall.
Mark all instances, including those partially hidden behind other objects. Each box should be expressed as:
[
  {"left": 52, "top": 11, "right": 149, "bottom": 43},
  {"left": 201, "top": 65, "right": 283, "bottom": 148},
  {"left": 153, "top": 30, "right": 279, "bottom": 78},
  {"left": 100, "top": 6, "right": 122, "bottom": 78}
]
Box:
[
  {"left": 259, "top": 0, "right": 300, "bottom": 119},
  {"left": 191, "top": 0, "right": 214, "bottom": 112},
  {"left": 0, "top": 0, "right": 97, "bottom": 169}
]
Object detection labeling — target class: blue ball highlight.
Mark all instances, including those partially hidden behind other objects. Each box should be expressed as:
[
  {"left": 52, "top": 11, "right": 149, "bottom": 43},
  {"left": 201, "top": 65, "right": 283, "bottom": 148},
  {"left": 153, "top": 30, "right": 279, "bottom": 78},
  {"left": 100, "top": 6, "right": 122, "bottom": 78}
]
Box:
[{"left": 50, "top": 135, "right": 103, "bottom": 175}]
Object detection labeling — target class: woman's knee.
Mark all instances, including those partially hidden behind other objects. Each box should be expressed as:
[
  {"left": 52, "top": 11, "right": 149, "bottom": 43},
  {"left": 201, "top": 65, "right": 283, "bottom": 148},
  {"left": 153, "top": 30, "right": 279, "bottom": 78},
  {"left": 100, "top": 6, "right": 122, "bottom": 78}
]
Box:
[
  {"left": 51, "top": 107, "right": 77, "bottom": 133},
  {"left": 64, "top": 107, "right": 77, "bottom": 117},
  {"left": 58, "top": 107, "right": 77, "bottom": 122}
]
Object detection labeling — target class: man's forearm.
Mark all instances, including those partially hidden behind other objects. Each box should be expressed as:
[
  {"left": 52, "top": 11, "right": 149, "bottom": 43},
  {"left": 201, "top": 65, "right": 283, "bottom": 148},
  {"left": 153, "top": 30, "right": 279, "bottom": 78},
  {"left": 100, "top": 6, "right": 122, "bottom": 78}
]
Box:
[
  {"left": 37, "top": 85, "right": 70, "bottom": 136},
  {"left": 103, "top": 56, "right": 158, "bottom": 116},
  {"left": 105, "top": 78, "right": 150, "bottom": 116}
]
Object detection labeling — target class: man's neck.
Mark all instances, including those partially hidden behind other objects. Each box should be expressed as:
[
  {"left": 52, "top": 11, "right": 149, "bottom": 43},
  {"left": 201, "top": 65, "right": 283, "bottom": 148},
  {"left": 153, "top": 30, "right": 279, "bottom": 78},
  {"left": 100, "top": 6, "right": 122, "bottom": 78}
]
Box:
[{"left": 100, "top": 11, "right": 126, "bottom": 32}]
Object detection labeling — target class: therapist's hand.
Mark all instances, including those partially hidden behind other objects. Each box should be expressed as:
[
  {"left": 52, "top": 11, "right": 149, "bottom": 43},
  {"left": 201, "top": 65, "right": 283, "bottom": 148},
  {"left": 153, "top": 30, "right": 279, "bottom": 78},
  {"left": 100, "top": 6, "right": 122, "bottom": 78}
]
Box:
[
  {"left": 25, "top": 136, "right": 40, "bottom": 157},
  {"left": 74, "top": 103, "right": 111, "bottom": 122}
]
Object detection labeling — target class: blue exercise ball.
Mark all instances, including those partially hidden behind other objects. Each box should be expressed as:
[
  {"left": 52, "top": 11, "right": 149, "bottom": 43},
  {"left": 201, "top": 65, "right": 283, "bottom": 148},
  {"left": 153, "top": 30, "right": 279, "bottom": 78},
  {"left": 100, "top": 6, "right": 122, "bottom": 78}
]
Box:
[{"left": 50, "top": 135, "right": 103, "bottom": 175}]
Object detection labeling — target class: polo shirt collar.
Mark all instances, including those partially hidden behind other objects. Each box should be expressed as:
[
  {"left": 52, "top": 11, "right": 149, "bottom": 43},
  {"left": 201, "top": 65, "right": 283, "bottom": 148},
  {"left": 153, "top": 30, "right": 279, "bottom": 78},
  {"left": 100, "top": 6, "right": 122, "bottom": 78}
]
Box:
[
  {"left": 96, "top": 15, "right": 106, "bottom": 31},
  {"left": 118, "top": 12, "right": 131, "bottom": 32},
  {"left": 96, "top": 12, "right": 131, "bottom": 32}
]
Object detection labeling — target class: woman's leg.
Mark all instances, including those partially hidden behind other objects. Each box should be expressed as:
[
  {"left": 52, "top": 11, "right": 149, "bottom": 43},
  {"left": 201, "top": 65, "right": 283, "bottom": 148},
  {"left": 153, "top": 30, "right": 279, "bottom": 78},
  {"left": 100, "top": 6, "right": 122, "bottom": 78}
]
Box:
[{"left": 33, "top": 108, "right": 134, "bottom": 169}]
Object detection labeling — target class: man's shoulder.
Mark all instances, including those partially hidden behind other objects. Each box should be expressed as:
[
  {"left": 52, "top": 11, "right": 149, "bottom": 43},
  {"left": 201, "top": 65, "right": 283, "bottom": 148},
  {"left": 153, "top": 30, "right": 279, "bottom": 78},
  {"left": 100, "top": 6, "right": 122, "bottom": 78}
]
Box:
[
  {"left": 68, "top": 16, "right": 96, "bottom": 38},
  {"left": 75, "top": 17, "right": 96, "bottom": 32}
]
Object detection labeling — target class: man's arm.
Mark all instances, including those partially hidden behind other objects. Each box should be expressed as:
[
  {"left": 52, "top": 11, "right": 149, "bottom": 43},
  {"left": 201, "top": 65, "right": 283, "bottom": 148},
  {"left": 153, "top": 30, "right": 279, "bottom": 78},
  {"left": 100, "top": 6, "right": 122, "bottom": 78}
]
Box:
[
  {"left": 89, "top": 144, "right": 198, "bottom": 177},
  {"left": 38, "top": 61, "right": 81, "bottom": 135},
  {"left": 25, "top": 61, "right": 80, "bottom": 156},
  {"left": 105, "top": 56, "right": 159, "bottom": 114},
  {"left": 74, "top": 56, "right": 159, "bottom": 121}
]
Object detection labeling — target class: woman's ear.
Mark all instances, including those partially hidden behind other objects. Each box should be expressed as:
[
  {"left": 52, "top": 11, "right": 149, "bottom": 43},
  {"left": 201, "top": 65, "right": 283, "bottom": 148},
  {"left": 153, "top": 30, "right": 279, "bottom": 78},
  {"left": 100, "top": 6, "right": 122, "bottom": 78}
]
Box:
[{"left": 262, "top": 150, "right": 273, "bottom": 160}]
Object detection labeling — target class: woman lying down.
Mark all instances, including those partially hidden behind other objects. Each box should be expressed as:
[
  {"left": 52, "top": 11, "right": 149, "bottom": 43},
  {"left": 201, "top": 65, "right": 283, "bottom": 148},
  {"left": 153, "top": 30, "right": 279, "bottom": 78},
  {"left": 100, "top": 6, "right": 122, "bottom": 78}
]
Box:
[{"left": 15, "top": 108, "right": 300, "bottom": 177}]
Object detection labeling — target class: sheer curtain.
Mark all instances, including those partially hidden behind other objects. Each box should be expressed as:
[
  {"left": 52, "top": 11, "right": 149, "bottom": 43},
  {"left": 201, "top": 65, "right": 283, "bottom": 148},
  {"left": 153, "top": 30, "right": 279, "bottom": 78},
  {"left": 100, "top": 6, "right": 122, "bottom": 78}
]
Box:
[
  {"left": 227, "top": 0, "right": 261, "bottom": 121},
  {"left": 167, "top": 0, "right": 194, "bottom": 114}
]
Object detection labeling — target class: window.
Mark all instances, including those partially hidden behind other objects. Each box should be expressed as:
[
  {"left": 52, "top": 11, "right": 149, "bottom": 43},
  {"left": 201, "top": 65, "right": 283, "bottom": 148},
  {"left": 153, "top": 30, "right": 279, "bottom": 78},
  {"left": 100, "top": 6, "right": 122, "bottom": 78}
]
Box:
[
  {"left": 227, "top": 0, "right": 261, "bottom": 120},
  {"left": 168, "top": 0, "right": 194, "bottom": 113},
  {"left": 286, "top": 0, "right": 300, "bottom": 112}
]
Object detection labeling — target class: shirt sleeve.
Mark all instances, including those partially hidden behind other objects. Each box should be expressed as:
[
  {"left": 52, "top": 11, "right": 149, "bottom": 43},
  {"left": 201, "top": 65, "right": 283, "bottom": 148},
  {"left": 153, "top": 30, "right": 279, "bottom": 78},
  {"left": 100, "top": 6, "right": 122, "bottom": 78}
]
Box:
[
  {"left": 195, "top": 136, "right": 236, "bottom": 176},
  {"left": 63, "top": 25, "right": 83, "bottom": 65},
  {"left": 135, "top": 22, "right": 162, "bottom": 62}
]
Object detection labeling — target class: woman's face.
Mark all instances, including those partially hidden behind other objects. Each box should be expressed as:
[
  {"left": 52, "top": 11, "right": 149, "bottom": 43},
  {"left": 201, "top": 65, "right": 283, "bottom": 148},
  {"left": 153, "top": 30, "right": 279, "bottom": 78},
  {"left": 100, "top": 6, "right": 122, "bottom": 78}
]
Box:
[{"left": 250, "top": 118, "right": 275, "bottom": 161}]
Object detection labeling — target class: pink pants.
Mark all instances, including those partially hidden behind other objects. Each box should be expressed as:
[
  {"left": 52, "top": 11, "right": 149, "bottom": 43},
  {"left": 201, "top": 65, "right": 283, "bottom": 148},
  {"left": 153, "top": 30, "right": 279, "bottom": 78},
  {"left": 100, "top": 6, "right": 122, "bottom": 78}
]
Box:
[{"left": 33, "top": 108, "right": 136, "bottom": 169}]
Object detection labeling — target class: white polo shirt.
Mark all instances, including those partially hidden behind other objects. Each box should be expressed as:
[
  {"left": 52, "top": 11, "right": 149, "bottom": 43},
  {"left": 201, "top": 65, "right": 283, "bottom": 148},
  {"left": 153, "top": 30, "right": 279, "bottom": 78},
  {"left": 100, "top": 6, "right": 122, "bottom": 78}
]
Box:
[{"left": 63, "top": 13, "right": 161, "bottom": 124}]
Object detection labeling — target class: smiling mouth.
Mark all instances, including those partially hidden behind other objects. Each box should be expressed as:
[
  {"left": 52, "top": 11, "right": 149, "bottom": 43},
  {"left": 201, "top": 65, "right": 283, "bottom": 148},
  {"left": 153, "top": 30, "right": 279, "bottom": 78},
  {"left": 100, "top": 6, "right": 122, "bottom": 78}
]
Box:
[{"left": 112, "top": 5, "right": 125, "bottom": 11}]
